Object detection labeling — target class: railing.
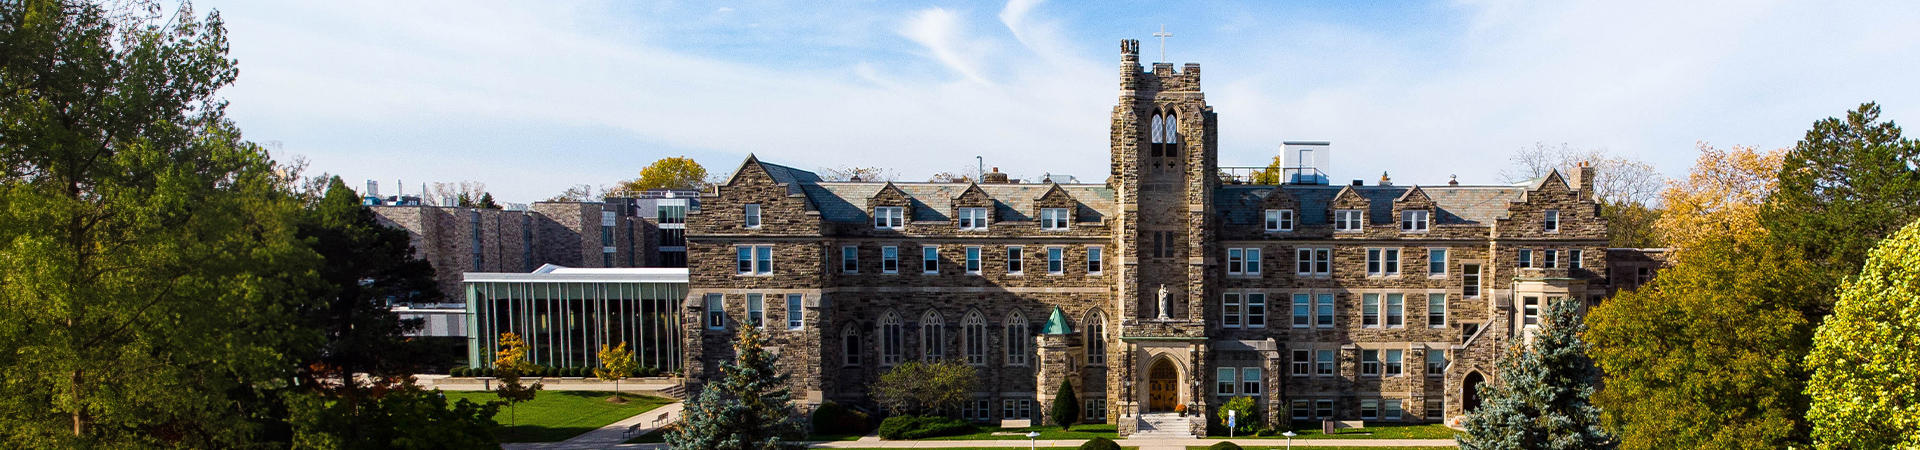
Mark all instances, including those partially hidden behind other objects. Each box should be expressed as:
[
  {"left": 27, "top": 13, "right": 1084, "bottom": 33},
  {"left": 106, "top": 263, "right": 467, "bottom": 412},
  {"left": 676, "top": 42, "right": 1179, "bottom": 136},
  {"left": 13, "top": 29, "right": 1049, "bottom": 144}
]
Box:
[{"left": 1216, "top": 166, "right": 1329, "bottom": 185}]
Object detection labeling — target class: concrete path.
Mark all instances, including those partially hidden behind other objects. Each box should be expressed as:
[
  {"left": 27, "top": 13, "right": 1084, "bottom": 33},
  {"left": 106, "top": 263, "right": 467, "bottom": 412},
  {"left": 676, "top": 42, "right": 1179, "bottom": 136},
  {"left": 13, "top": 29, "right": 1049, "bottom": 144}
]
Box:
[
  {"left": 419, "top": 375, "right": 683, "bottom": 393},
  {"left": 501, "top": 402, "right": 682, "bottom": 450}
]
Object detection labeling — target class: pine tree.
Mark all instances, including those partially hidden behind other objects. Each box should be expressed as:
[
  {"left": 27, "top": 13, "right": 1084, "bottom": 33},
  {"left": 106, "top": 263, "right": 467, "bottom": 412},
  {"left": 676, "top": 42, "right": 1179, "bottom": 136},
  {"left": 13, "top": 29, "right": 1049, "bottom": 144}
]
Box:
[
  {"left": 1051, "top": 380, "right": 1079, "bottom": 431},
  {"left": 667, "top": 325, "right": 804, "bottom": 450},
  {"left": 1459, "top": 298, "right": 1614, "bottom": 450}
]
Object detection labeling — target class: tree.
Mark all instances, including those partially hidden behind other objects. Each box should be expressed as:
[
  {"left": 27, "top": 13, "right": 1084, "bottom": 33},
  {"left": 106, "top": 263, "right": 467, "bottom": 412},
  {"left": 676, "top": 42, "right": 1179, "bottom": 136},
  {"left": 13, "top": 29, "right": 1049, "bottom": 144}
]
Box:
[
  {"left": 1051, "top": 380, "right": 1079, "bottom": 431},
  {"left": 1806, "top": 219, "right": 1920, "bottom": 450},
  {"left": 1499, "top": 142, "right": 1667, "bottom": 248},
  {"left": 1458, "top": 299, "right": 1613, "bottom": 450},
  {"left": 427, "top": 180, "right": 488, "bottom": 207},
  {"left": 595, "top": 342, "right": 638, "bottom": 401},
  {"left": 1761, "top": 102, "right": 1920, "bottom": 312},
  {"left": 0, "top": 1, "right": 316, "bottom": 446},
  {"left": 547, "top": 184, "right": 596, "bottom": 202},
  {"left": 667, "top": 325, "right": 804, "bottom": 450},
  {"left": 293, "top": 177, "right": 445, "bottom": 388},
  {"left": 819, "top": 166, "right": 899, "bottom": 182},
  {"left": 1654, "top": 144, "right": 1785, "bottom": 251},
  {"left": 869, "top": 359, "right": 978, "bottom": 416},
  {"left": 477, "top": 192, "right": 501, "bottom": 209},
  {"left": 1249, "top": 156, "right": 1283, "bottom": 184},
  {"left": 493, "top": 333, "right": 543, "bottom": 427},
  {"left": 622, "top": 157, "right": 708, "bottom": 192},
  {"left": 286, "top": 386, "right": 500, "bottom": 450},
  {"left": 1217, "top": 396, "right": 1257, "bottom": 435}
]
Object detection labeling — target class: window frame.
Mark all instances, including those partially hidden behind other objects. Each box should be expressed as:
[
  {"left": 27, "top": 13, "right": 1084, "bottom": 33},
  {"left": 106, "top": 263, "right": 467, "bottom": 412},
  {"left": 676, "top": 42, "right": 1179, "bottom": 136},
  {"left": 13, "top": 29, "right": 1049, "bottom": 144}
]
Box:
[
  {"left": 744, "top": 204, "right": 761, "bottom": 229},
  {"left": 881, "top": 246, "right": 899, "bottom": 274},
  {"left": 1518, "top": 249, "right": 1534, "bottom": 269},
  {"left": 1086, "top": 247, "right": 1104, "bottom": 274},
  {"left": 1222, "top": 293, "right": 1242, "bottom": 328},
  {"left": 922, "top": 246, "right": 939, "bottom": 274},
  {"left": 881, "top": 312, "right": 903, "bottom": 365},
  {"left": 1315, "top": 349, "right": 1335, "bottom": 376},
  {"left": 964, "top": 246, "right": 982, "bottom": 274},
  {"left": 963, "top": 313, "right": 987, "bottom": 365},
  {"left": 1335, "top": 209, "right": 1363, "bottom": 232},
  {"left": 841, "top": 246, "right": 859, "bottom": 274},
  {"left": 1386, "top": 293, "right": 1404, "bottom": 328},
  {"left": 1291, "top": 350, "right": 1310, "bottom": 376},
  {"left": 1006, "top": 246, "right": 1024, "bottom": 275},
  {"left": 1428, "top": 248, "right": 1447, "bottom": 278},
  {"left": 786, "top": 294, "right": 804, "bottom": 330},
  {"left": 1315, "top": 294, "right": 1335, "bottom": 328},
  {"left": 746, "top": 293, "right": 764, "bottom": 328},
  {"left": 1362, "top": 294, "right": 1380, "bottom": 328},
  {"left": 873, "top": 206, "right": 904, "bottom": 229},
  {"left": 842, "top": 325, "right": 861, "bottom": 366},
  {"left": 1005, "top": 313, "right": 1028, "bottom": 366},
  {"left": 736, "top": 245, "right": 774, "bottom": 275},
  {"left": 1544, "top": 209, "right": 1560, "bottom": 233},
  {"left": 1265, "top": 209, "right": 1295, "bottom": 232},
  {"left": 1291, "top": 294, "right": 1310, "bottom": 328},
  {"left": 1428, "top": 293, "right": 1447, "bottom": 328},
  {"left": 1216, "top": 367, "right": 1236, "bottom": 396},
  {"left": 1246, "top": 293, "right": 1266, "bottom": 328},
  {"left": 1046, "top": 247, "right": 1064, "bottom": 275},
  {"left": 957, "top": 207, "right": 990, "bottom": 230},
  {"left": 1241, "top": 367, "right": 1262, "bottom": 396},
  {"left": 1361, "top": 350, "right": 1380, "bottom": 376},
  {"left": 1523, "top": 296, "right": 1541, "bottom": 328},
  {"left": 1385, "top": 349, "right": 1404, "bottom": 376},
  {"left": 1040, "top": 208, "right": 1070, "bottom": 230},
  {"left": 1400, "top": 209, "right": 1429, "bottom": 232},
  {"left": 921, "top": 311, "right": 944, "bottom": 359},
  {"left": 1570, "top": 249, "right": 1584, "bottom": 269},
  {"left": 1463, "top": 264, "right": 1482, "bottom": 298},
  {"left": 1544, "top": 249, "right": 1560, "bottom": 269},
  {"left": 1427, "top": 348, "right": 1448, "bottom": 376},
  {"left": 704, "top": 293, "right": 724, "bottom": 330}
]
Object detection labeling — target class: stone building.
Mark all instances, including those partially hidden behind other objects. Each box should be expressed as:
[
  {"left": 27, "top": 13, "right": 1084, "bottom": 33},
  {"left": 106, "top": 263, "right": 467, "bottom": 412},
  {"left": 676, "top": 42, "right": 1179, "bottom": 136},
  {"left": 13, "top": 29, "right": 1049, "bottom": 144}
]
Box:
[{"left": 681, "top": 39, "right": 1646, "bottom": 437}]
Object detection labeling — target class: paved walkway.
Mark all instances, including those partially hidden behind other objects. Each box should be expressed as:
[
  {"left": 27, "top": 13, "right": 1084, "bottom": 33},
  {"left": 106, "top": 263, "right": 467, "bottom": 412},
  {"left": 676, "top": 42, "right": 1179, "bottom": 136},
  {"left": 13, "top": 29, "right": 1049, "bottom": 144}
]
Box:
[
  {"left": 501, "top": 402, "right": 682, "bottom": 450},
  {"left": 419, "top": 375, "right": 683, "bottom": 393}
]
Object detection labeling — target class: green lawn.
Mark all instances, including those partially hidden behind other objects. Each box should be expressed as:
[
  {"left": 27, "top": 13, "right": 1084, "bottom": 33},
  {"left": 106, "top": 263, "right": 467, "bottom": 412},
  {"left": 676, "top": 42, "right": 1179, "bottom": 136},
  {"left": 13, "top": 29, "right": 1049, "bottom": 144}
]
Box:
[
  {"left": 623, "top": 428, "right": 863, "bottom": 444},
  {"left": 1191, "top": 447, "right": 1453, "bottom": 450},
  {"left": 922, "top": 424, "right": 1119, "bottom": 440},
  {"left": 1223, "top": 423, "right": 1458, "bottom": 440},
  {"left": 440, "top": 390, "right": 672, "bottom": 443}
]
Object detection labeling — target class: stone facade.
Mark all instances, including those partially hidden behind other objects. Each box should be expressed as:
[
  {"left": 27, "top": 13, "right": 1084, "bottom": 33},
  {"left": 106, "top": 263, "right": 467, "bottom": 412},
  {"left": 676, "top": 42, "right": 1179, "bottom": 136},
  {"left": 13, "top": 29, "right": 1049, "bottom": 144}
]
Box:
[{"left": 682, "top": 39, "right": 1655, "bottom": 435}]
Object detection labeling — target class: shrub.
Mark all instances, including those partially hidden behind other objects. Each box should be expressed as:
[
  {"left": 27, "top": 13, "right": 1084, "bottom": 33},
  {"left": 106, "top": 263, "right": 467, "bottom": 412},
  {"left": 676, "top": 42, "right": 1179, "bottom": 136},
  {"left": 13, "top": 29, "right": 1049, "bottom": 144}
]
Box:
[
  {"left": 1208, "top": 442, "right": 1244, "bottom": 450},
  {"left": 477, "top": 367, "right": 493, "bottom": 377},
  {"left": 1051, "top": 380, "right": 1079, "bottom": 430},
  {"left": 1079, "top": 436, "right": 1120, "bottom": 450},
  {"left": 1217, "top": 396, "right": 1259, "bottom": 434},
  {"left": 877, "top": 415, "right": 975, "bottom": 440},
  {"left": 810, "top": 401, "right": 871, "bottom": 435},
  {"left": 449, "top": 366, "right": 466, "bottom": 377}
]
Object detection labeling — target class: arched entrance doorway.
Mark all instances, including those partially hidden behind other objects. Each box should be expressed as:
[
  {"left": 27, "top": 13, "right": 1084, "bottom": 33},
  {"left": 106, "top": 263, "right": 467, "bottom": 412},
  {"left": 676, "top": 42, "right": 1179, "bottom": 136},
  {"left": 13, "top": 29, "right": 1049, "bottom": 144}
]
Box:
[
  {"left": 1463, "top": 372, "right": 1485, "bottom": 413},
  {"left": 1147, "top": 357, "right": 1179, "bottom": 412}
]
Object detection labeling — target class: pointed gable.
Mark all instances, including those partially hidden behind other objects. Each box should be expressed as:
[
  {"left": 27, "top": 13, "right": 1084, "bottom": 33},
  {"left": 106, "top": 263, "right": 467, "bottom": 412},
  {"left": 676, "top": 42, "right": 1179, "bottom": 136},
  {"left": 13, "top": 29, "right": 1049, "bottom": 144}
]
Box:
[
  {"left": 1032, "top": 183, "right": 1078, "bottom": 214},
  {"left": 1531, "top": 169, "right": 1572, "bottom": 193},
  {"left": 1331, "top": 185, "right": 1370, "bottom": 209},
  {"left": 952, "top": 183, "right": 995, "bottom": 208},
  {"left": 1261, "top": 187, "right": 1300, "bottom": 210},
  {"left": 723, "top": 154, "right": 773, "bottom": 187},
  {"left": 866, "top": 182, "right": 912, "bottom": 209}
]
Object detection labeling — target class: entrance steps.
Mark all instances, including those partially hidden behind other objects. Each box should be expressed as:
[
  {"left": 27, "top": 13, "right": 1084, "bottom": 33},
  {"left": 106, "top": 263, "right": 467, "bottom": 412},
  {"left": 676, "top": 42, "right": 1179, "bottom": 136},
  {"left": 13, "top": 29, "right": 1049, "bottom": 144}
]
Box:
[{"left": 1131, "top": 412, "right": 1197, "bottom": 439}]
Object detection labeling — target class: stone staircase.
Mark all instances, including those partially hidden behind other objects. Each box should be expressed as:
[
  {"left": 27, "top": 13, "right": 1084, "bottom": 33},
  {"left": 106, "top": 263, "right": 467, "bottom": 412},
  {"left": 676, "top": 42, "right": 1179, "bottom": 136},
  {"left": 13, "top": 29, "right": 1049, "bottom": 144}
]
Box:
[{"left": 1131, "top": 413, "right": 1197, "bottom": 439}]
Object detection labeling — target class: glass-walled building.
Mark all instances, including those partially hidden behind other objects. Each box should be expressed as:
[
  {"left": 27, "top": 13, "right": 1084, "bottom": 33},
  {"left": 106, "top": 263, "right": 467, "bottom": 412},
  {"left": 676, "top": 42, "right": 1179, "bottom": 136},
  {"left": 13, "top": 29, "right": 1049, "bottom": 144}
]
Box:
[{"left": 465, "top": 266, "right": 687, "bottom": 371}]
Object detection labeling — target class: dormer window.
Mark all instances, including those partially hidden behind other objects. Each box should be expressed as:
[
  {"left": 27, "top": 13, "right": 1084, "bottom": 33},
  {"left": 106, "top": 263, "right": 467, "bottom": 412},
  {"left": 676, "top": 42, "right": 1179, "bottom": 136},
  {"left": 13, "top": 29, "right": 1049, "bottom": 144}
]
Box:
[
  {"left": 1040, "top": 208, "right": 1070, "bottom": 230},
  {"left": 1334, "top": 209, "right": 1363, "bottom": 232},
  {"left": 1265, "top": 209, "right": 1294, "bottom": 232},
  {"left": 873, "top": 207, "right": 904, "bottom": 229},
  {"left": 957, "top": 207, "right": 990, "bottom": 230},
  {"left": 1400, "top": 210, "right": 1429, "bottom": 232}
]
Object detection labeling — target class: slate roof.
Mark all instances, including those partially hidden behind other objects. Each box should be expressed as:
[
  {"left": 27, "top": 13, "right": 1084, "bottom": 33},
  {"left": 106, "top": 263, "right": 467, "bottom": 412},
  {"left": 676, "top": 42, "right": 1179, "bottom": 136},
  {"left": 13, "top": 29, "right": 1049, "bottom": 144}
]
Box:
[
  {"left": 1214, "top": 185, "right": 1527, "bottom": 227},
  {"left": 799, "top": 182, "right": 1116, "bottom": 224}
]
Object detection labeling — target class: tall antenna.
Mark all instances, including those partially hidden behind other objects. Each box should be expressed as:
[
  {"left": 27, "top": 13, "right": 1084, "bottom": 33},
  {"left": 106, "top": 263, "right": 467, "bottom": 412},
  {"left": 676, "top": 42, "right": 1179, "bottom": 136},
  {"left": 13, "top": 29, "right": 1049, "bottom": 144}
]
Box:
[{"left": 1152, "top": 26, "right": 1172, "bottom": 63}]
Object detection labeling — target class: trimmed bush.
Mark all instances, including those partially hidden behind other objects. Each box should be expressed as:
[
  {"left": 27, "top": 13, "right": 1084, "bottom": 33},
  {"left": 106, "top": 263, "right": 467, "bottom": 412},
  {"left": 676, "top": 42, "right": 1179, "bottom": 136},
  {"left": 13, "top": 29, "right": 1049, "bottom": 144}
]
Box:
[
  {"left": 450, "top": 366, "right": 468, "bottom": 377},
  {"left": 1208, "top": 442, "right": 1244, "bottom": 450},
  {"left": 810, "top": 401, "right": 871, "bottom": 435},
  {"left": 1079, "top": 436, "right": 1121, "bottom": 450},
  {"left": 877, "top": 415, "right": 975, "bottom": 440}
]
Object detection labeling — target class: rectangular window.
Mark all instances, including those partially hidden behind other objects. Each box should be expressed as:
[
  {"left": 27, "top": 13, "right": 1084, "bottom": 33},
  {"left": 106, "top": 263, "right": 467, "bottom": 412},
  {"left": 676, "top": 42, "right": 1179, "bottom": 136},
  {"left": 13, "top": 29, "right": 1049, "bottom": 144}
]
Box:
[
  {"left": 1228, "top": 248, "right": 1245, "bottom": 274},
  {"left": 1428, "top": 293, "right": 1447, "bottom": 328},
  {"left": 657, "top": 202, "right": 687, "bottom": 224},
  {"left": 1297, "top": 248, "right": 1312, "bottom": 274},
  {"left": 1401, "top": 210, "right": 1429, "bottom": 232},
  {"left": 841, "top": 246, "right": 859, "bottom": 273},
  {"left": 1428, "top": 248, "right": 1447, "bottom": 277},
  {"left": 744, "top": 204, "right": 761, "bottom": 228},
  {"left": 1362, "top": 400, "right": 1378, "bottom": 420},
  {"left": 1427, "top": 349, "right": 1448, "bottom": 375},
  {"left": 965, "top": 246, "right": 982, "bottom": 274},
  {"left": 1335, "top": 209, "right": 1363, "bottom": 232},
  {"left": 1545, "top": 249, "right": 1560, "bottom": 269},
  {"left": 958, "top": 207, "right": 990, "bottom": 230},
  {"left": 922, "top": 246, "right": 939, "bottom": 274},
  {"left": 1426, "top": 400, "right": 1444, "bottom": 420},
  {"left": 746, "top": 293, "right": 764, "bottom": 327},
  {"left": 1047, "top": 247, "right": 1064, "bottom": 274},
  {"left": 1292, "top": 294, "right": 1310, "bottom": 328},
  {"left": 1040, "top": 208, "right": 1070, "bottom": 230},
  {"left": 1363, "top": 294, "right": 1380, "bottom": 328},
  {"left": 1387, "top": 293, "right": 1404, "bottom": 328},
  {"left": 1246, "top": 248, "right": 1261, "bottom": 275},
  {"left": 1386, "top": 248, "right": 1400, "bottom": 275},
  {"left": 1291, "top": 350, "right": 1310, "bottom": 376},
  {"left": 1385, "top": 349, "right": 1404, "bottom": 376},
  {"left": 1087, "top": 247, "right": 1103, "bottom": 274},
  {"left": 1247, "top": 293, "right": 1266, "bottom": 328},
  {"left": 1316, "top": 400, "right": 1334, "bottom": 419},
  {"left": 1007, "top": 246, "right": 1024, "bottom": 274},
  {"left": 1519, "top": 249, "right": 1534, "bottom": 268},
  {"left": 786, "top": 294, "right": 804, "bottom": 329},
  {"left": 705, "top": 294, "right": 724, "bottom": 329},
  {"left": 881, "top": 246, "right": 899, "bottom": 273},
  {"left": 1222, "top": 293, "right": 1241, "bottom": 328},
  {"left": 1367, "top": 249, "right": 1381, "bottom": 275},
  {"left": 737, "top": 245, "right": 773, "bottom": 274},
  {"left": 1228, "top": 292, "right": 1244, "bottom": 326},
  {"left": 873, "top": 207, "right": 904, "bottom": 229},
  {"left": 1362, "top": 350, "right": 1380, "bottom": 376},
  {"left": 1463, "top": 264, "right": 1482, "bottom": 297},
  {"left": 1265, "top": 209, "right": 1294, "bottom": 231},
  {"left": 1636, "top": 267, "right": 1652, "bottom": 285},
  {"left": 1523, "top": 296, "right": 1540, "bottom": 327},
  {"left": 1316, "top": 350, "right": 1335, "bottom": 375},
  {"left": 1242, "top": 368, "right": 1262, "bottom": 396},
  {"left": 1019, "top": 400, "right": 1032, "bottom": 419},
  {"left": 1292, "top": 400, "right": 1310, "bottom": 420},
  {"left": 1217, "top": 368, "right": 1236, "bottom": 395},
  {"left": 1086, "top": 399, "right": 1107, "bottom": 422},
  {"left": 1385, "top": 399, "right": 1403, "bottom": 420},
  {"left": 1571, "top": 249, "right": 1584, "bottom": 269},
  {"left": 1315, "top": 249, "right": 1331, "bottom": 274},
  {"left": 1316, "top": 294, "right": 1334, "bottom": 328},
  {"left": 1545, "top": 209, "right": 1560, "bottom": 232}
]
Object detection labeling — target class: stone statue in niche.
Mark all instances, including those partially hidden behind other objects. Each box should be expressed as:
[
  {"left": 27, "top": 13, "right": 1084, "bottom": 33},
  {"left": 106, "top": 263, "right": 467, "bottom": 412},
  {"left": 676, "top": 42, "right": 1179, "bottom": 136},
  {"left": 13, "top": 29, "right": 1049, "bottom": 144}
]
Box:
[{"left": 1157, "top": 284, "right": 1171, "bottom": 320}]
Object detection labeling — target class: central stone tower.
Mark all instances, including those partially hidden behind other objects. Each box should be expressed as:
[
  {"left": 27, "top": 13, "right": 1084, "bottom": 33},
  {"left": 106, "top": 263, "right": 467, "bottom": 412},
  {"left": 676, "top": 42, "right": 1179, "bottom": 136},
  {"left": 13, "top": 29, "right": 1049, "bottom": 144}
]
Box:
[{"left": 1108, "top": 38, "right": 1218, "bottom": 435}]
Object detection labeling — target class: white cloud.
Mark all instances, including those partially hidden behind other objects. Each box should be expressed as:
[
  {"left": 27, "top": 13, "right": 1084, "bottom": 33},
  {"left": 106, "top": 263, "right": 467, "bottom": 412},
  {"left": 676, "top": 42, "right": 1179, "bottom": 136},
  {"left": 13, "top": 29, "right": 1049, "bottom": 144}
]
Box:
[{"left": 898, "top": 7, "right": 993, "bottom": 85}]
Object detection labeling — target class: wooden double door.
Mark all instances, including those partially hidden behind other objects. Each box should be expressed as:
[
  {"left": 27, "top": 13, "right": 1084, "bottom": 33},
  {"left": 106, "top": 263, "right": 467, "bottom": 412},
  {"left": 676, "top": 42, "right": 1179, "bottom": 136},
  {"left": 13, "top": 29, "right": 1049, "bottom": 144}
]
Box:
[{"left": 1147, "top": 358, "right": 1178, "bottom": 412}]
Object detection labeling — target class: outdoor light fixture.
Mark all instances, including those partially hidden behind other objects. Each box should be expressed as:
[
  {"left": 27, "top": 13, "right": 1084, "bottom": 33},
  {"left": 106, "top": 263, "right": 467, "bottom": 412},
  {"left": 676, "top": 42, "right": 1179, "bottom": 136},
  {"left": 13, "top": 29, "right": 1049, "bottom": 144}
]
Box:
[
  {"left": 1026, "top": 431, "right": 1042, "bottom": 450},
  {"left": 1283, "top": 430, "right": 1298, "bottom": 449}
]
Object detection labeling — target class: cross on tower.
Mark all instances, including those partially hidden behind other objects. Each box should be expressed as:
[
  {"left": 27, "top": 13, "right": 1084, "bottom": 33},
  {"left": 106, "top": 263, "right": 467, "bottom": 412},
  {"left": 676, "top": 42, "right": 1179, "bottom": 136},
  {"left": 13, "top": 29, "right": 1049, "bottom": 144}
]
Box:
[{"left": 1152, "top": 26, "right": 1172, "bottom": 63}]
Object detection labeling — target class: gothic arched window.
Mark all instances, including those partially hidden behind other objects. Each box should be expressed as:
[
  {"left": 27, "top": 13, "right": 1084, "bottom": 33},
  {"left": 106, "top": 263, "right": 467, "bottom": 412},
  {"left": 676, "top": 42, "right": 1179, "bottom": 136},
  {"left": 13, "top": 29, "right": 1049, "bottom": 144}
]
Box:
[
  {"left": 881, "top": 311, "right": 902, "bottom": 365},
  {"left": 1005, "top": 311, "right": 1028, "bottom": 366},
  {"left": 1162, "top": 112, "right": 1179, "bottom": 157},
  {"left": 922, "top": 310, "right": 945, "bottom": 359},
  {"left": 1150, "top": 114, "right": 1166, "bottom": 144},
  {"left": 843, "top": 324, "right": 862, "bottom": 366},
  {"left": 963, "top": 311, "right": 987, "bottom": 365},
  {"left": 1086, "top": 311, "right": 1107, "bottom": 366}
]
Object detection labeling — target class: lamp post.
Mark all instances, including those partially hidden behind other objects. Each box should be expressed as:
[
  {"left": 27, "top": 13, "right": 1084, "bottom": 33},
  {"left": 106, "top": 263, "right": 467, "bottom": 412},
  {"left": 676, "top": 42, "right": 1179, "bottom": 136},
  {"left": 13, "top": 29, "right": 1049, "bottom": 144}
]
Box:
[
  {"left": 1282, "top": 431, "right": 1297, "bottom": 450},
  {"left": 1026, "top": 431, "right": 1041, "bottom": 450}
]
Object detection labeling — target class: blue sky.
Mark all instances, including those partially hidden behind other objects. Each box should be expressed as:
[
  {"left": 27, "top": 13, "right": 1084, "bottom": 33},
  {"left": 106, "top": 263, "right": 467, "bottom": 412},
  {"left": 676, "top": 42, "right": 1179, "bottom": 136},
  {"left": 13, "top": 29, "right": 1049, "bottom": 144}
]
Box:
[{"left": 198, "top": 0, "right": 1920, "bottom": 202}]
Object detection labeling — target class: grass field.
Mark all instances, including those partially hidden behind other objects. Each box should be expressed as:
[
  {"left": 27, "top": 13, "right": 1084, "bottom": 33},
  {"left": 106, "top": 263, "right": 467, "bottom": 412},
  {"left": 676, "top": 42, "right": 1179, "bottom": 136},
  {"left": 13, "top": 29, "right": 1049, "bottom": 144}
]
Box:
[
  {"left": 622, "top": 427, "right": 864, "bottom": 444},
  {"left": 440, "top": 390, "right": 672, "bottom": 443},
  {"left": 921, "top": 424, "right": 1120, "bottom": 440}
]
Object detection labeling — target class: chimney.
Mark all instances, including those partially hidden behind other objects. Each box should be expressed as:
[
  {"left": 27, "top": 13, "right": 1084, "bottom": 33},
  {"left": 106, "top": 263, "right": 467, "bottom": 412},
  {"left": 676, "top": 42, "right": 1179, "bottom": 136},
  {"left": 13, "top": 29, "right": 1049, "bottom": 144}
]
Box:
[
  {"left": 1576, "top": 161, "right": 1596, "bottom": 201},
  {"left": 983, "top": 167, "right": 1011, "bottom": 184},
  {"left": 1379, "top": 171, "right": 1393, "bottom": 186},
  {"left": 1449, "top": 175, "right": 1459, "bottom": 186}
]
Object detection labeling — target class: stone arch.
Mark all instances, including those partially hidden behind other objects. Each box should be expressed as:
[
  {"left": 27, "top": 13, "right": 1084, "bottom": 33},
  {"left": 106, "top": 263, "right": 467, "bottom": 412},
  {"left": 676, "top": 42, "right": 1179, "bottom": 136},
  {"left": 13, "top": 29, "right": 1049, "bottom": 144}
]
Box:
[
  {"left": 879, "top": 309, "right": 903, "bottom": 365},
  {"left": 1463, "top": 371, "right": 1487, "bottom": 413},
  {"left": 961, "top": 309, "right": 987, "bottom": 365},
  {"left": 1145, "top": 354, "right": 1183, "bottom": 412},
  {"left": 1082, "top": 309, "right": 1109, "bottom": 366}
]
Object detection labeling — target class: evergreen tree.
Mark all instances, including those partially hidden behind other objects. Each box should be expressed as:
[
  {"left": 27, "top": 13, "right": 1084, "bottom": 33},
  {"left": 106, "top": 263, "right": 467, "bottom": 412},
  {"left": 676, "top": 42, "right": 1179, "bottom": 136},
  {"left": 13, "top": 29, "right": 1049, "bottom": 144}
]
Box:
[
  {"left": 294, "top": 177, "right": 445, "bottom": 388},
  {"left": 1806, "top": 219, "right": 1920, "bottom": 450},
  {"left": 478, "top": 192, "right": 501, "bottom": 209},
  {"left": 1459, "top": 299, "right": 1613, "bottom": 450},
  {"left": 1760, "top": 102, "right": 1920, "bottom": 313},
  {"left": 1051, "top": 380, "right": 1079, "bottom": 431},
  {"left": 667, "top": 325, "right": 804, "bottom": 450}
]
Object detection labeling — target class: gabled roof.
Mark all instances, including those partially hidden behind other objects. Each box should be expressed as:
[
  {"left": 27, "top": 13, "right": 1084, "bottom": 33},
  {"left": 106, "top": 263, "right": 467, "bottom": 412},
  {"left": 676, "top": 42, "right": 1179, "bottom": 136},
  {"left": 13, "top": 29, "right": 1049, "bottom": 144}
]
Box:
[
  {"left": 1215, "top": 184, "right": 1530, "bottom": 227},
  {"left": 1395, "top": 185, "right": 1434, "bottom": 204}
]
